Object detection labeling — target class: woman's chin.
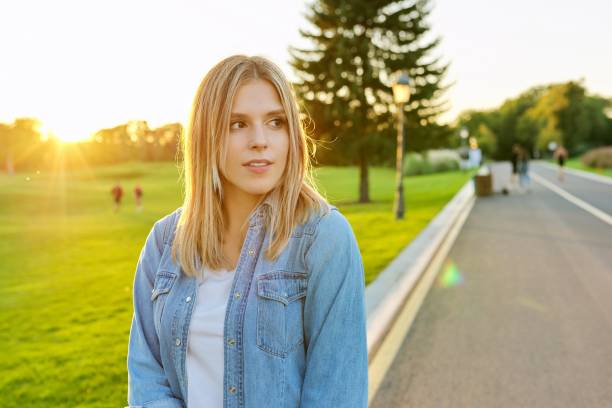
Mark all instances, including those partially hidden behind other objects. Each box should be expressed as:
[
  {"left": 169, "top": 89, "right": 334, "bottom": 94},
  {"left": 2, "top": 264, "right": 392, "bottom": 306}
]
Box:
[{"left": 238, "top": 185, "right": 275, "bottom": 198}]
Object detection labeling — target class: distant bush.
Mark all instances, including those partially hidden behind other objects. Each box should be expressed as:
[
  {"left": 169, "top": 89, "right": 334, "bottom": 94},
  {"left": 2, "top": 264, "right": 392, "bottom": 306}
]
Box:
[
  {"left": 403, "top": 152, "right": 430, "bottom": 176},
  {"left": 581, "top": 146, "right": 612, "bottom": 169},
  {"left": 403, "top": 149, "right": 460, "bottom": 176},
  {"left": 427, "top": 149, "right": 460, "bottom": 172}
]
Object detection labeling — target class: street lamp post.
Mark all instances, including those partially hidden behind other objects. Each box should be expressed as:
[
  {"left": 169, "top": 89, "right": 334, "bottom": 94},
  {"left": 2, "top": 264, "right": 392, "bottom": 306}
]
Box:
[
  {"left": 392, "top": 72, "right": 412, "bottom": 220},
  {"left": 460, "top": 127, "right": 469, "bottom": 145},
  {"left": 460, "top": 127, "right": 469, "bottom": 171}
]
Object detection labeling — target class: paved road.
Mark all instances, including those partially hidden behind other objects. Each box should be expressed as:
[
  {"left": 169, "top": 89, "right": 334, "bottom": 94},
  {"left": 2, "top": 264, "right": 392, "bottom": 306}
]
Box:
[
  {"left": 371, "top": 167, "right": 612, "bottom": 407},
  {"left": 532, "top": 162, "right": 612, "bottom": 216}
]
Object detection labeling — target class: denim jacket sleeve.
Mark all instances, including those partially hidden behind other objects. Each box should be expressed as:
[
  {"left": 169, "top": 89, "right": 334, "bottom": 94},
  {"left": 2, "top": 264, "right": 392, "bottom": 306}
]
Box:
[
  {"left": 300, "top": 209, "right": 368, "bottom": 407},
  {"left": 127, "top": 219, "right": 185, "bottom": 408}
]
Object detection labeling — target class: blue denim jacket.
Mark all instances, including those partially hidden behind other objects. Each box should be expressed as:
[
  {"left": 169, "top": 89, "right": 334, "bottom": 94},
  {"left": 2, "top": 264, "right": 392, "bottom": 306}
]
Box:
[{"left": 127, "top": 204, "right": 368, "bottom": 408}]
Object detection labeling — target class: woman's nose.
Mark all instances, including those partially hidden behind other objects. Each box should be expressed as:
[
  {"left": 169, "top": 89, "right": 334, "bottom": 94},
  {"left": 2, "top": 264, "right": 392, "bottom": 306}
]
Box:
[{"left": 249, "top": 124, "right": 268, "bottom": 149}]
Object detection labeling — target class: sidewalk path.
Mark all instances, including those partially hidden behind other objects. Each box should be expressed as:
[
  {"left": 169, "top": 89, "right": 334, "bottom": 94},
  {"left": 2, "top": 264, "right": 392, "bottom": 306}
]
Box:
[{"left": 370, "top": 171, "right": 612, "bottom": 407}]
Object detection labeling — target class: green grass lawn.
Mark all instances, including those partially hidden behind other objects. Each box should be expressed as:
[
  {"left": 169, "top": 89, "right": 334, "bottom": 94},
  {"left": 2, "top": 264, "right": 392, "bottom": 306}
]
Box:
[
  {"left": 563, "top": 158, "right": 612, "bottom": 178},
  {"left": 0, "top": 161, "right": 472, "bottom": 407}
]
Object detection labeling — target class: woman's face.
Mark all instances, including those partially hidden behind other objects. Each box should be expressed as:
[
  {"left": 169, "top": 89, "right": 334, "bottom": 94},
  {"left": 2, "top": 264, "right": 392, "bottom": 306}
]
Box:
[{"left": 221, "top": 79, "right": 290, "bottom": 201}]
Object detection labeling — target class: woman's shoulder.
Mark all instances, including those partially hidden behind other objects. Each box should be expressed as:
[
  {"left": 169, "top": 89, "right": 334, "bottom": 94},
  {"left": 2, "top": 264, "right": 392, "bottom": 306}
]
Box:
[
  {"left": 303, "top": 204, "right": 363, "bottom": 279},
  {"left": 152, "top": 207, "right": 183, "bottom": 245},
  {"left": 305, "top": 203, "right": 355, "bottom": 242}
]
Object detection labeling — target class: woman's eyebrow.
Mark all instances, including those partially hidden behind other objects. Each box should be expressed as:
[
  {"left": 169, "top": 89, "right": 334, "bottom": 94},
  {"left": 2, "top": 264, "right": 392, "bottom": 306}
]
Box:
[
  {"left": 265, "top": 109, "right": 286, "bottom": 117},
  {"left": 230, "top": 109, "right": 286, "bottom": 118}
]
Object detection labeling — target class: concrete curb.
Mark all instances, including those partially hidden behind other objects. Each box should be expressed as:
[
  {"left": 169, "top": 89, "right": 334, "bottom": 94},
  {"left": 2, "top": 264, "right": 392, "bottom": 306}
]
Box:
[{"left": 365, "top": 179, "right": 475, "bottom": 359}]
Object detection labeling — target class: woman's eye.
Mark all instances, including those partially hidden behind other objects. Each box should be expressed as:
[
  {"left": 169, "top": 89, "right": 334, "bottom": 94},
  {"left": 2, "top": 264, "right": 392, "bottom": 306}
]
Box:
[
  {"left": 269, "top": 118, "right": 285, "bottom": 128},
  {"left": 230, "top": 121, "right": 245, "bottom": 130}
]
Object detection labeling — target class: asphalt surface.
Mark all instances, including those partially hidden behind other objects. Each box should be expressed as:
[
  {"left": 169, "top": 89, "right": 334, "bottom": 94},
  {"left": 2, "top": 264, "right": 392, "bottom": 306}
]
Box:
[
  {"left": 371, "top": 167, "right": 612, "bottom": 408},
  {"left": 532, "top": 162, "right": 612, "bottom": 216}
]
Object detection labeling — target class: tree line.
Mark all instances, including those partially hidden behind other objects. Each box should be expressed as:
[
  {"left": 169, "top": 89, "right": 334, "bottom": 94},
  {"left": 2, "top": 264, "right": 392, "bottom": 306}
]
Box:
[
  {"left": 3, "top": 0, "right": 610, "bottom": 205},
  {"left": 0, "top": 119, "right": 181, "bottom": 173},
  {"left": 455, "top": 80, "right": 612, "bottom": 160}
]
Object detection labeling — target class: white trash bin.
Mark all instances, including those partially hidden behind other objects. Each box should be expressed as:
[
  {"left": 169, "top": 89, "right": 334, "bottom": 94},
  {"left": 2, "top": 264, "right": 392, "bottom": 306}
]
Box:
[{"left": 489, "top": 162, "right": 513, "bottom": 193}]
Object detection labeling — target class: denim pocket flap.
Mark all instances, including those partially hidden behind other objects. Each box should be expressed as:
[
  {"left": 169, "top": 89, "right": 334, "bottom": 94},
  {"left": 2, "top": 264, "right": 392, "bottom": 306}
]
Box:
[
  {"left": 151, "top": 272, "right": 177, "bottom": 301},
  {"left": 257, "top": 273, "right": 307, "bottom": 306}
]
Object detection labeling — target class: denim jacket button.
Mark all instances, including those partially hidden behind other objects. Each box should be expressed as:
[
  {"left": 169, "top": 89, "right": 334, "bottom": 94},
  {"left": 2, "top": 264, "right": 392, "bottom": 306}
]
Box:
[
  {"left": 185, "top": 296, "right": 192, "bottom": 303},
  {"left": 175, "top": 338, "right": 181, "bottom": 346},
  {"left": 248, "top": 249, "right": 255, "bottom": 256},
  {"left": 234, "top": 292, "right": 241, "bottom": 299},
  {"left": 228, "top": 338, "right": 236, "bottom": 346},
  {"left": 228, "top": 386, "right": 237, "bottom": 394}
]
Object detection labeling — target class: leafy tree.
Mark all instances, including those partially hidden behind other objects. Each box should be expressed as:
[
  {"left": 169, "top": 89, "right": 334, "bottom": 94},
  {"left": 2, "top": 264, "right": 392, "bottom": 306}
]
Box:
[
  {"left": 3, "top": 118, "right": 45, "bottom": 172},
  {"left": 475, "top": 123, "right": 497, "bottom": 157},
  {"left": 455, "top": 80, "right": 612, "bottom": 159},
  {"left": 0, "top": 123, "right": 13, "bottom": 174},
  {"left": 143, "top": 122, "right": 182, "bottom": 161},
  {"left": 290, "top": 0, "right": 449, "bottom": 202},
  {"left": 494, "top": 87, "right": 542, "bottom": 159},
  {"left": 455, "top": 110, "right": 499, "bottom": 156},
  {"left": 581, "top": 95, "right": 612, "bottom": 150}
]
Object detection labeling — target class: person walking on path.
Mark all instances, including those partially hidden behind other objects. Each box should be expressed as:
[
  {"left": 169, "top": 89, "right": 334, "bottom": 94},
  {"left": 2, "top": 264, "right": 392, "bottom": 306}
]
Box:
[
  {"left": 127, "top": 55, "right": 368, "bottom": 408},
  {"left": 133, "top": 184, "right": 143, "bottom": 212},
  {"left": 468, "top": 137, "right": 482, "bottom": 169},
  {"left": 511, "top": 144, "right": 520, "bottom": 190},
  {"left": 111, "top": 181, "right": 123, "bottom": 212},
  {"left": 518, "top": 145, "right": 531, "bottom": 192},
  {"left": 553, "top": 145, "right": 568, "bottom": 182}
]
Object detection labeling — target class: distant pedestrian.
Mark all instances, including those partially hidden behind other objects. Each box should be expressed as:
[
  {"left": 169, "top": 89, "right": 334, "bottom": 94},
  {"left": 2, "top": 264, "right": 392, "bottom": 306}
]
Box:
[
  {"left": 468, "top": 137, "right": 482, "bottom": 169},
  {"left": 111, "top": 181, "right": 124, "bottom": 212},
  {"left": 518, "top": 146, "right": 531, "bottom": 192},
  {"left": 511, "top": 144, "right": 520, "bottom": 190},
  {"left": 134, "top": 184, "right": 143, "bottom": 212},
  {"left": 553, "top": 145, "right": 568, "bottom": 182}
]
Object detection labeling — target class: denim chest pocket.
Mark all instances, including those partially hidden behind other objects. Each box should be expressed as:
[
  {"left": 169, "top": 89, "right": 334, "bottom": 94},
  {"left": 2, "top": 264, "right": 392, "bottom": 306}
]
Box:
[
  {"left": 256, "top": 271, "right": 307, "bottom": 358},
  {"left": 151, "top": 271, "right": 177, "bottom": 332},
  {"left": 151, "top": 271, "right": 176, "bottom": 301}
]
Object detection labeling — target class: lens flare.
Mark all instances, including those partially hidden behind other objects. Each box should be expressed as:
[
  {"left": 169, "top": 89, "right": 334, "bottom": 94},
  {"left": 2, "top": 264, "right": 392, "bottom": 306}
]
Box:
[{"left": 438, "top": 260, "right": 464, "bottom": 288}]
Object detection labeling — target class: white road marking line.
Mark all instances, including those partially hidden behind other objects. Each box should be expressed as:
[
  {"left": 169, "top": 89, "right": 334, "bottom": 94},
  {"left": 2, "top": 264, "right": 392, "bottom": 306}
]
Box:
[{"left": 532, "top": 172, "right": 612, "bottom": 227}]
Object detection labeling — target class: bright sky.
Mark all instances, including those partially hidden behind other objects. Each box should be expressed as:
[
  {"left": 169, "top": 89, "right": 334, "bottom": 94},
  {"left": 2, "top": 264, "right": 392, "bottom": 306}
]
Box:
[{"left": 1, "top": 0, "right": 611, "bottom": 141}]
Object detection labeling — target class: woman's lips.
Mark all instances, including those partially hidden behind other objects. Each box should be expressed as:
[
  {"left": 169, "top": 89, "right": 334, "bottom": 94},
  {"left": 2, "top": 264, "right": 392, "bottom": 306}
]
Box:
[{"left": 244, "top": 162, "right": 272, "bottom": 174}]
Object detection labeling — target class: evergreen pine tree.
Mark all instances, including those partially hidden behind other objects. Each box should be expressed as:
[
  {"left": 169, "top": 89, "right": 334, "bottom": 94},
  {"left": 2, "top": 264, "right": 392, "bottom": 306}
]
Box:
[{"left": 290, "top": 0, "right": 449, "bottom": 202}]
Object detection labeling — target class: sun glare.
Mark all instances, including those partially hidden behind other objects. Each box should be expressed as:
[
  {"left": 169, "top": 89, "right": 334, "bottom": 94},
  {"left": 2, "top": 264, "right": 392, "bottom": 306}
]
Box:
[
  {"left": 49, "top": 122, "right": 95, "bottom": 143},
  {"left": 56, "top": 133, "right": 93, "bottom": 143}
]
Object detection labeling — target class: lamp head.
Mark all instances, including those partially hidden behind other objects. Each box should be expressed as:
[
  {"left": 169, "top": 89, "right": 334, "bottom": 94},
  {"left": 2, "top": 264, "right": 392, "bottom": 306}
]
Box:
[{"left": 392, "top": 72, "right": 412, "bottom": 104}]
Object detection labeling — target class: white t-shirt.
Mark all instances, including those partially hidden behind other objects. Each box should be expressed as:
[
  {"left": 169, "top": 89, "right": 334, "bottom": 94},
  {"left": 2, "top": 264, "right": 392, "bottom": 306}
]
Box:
[{"left": 187, "top": 267, "right": 235, "bottom": 408}]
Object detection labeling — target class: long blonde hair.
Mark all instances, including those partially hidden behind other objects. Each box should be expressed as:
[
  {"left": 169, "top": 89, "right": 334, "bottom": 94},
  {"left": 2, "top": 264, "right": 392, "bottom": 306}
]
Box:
[{"left": 173, "top": 55, "right": 326, "bottom": 276}]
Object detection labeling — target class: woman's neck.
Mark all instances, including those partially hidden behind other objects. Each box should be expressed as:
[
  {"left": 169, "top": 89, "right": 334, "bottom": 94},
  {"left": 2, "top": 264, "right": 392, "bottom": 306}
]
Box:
[{"left": 223, "top": 196, "right": 260, "bottom": 236}]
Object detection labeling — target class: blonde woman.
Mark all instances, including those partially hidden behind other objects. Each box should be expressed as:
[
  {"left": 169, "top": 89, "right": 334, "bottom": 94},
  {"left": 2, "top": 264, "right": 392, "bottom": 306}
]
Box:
[{"left": 127, "top": 55, "right": 368, "bottom": 408}]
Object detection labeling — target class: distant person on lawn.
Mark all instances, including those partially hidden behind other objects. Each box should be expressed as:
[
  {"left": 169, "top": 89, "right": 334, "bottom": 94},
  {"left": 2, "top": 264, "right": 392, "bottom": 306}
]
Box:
[
  {"left": 126, "top": 55, "right": 368, "bottom": 408},
  {"left": 111, "top": 181, "right": 123, "bottom": 212},
  {"left": 133, "top": 184, "right": 143, "bottom": 211}
]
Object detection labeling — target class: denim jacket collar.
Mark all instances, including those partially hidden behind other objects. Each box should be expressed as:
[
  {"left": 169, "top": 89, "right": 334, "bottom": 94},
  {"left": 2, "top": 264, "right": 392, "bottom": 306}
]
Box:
[{"left": 248, "top": 195, "right": 273, "bottom": 228}]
